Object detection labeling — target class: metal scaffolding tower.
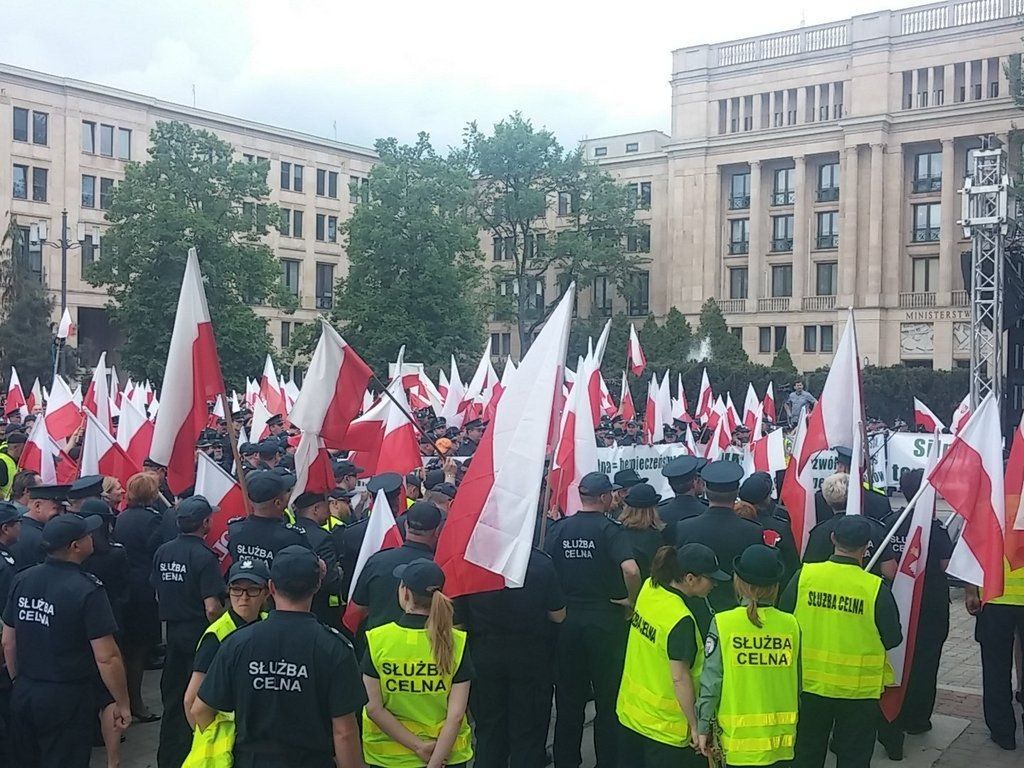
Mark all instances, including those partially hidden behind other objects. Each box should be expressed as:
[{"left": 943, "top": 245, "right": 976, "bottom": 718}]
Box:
[{"left": 960, "top": 139, "right": 1009, "bottom": 409}]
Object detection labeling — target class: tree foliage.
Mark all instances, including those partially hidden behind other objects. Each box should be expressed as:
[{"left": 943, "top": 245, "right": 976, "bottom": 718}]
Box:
[
  {"left": 696, "top": 298, "right": 749, "bottom": 366},
  {"left": 0, "top": 218, "right": 54, "bottom": 387},
  {"left": 771, "top": 348, "right": 798, "bottom": 377},
  {"left": 87, "top": 121, "right": 294, "bottom": 389}
]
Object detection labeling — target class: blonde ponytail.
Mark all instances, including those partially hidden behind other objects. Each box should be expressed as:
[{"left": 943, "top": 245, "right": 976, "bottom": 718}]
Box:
[
  {"left": 425, "top": 590, "right": 456, "bottom": 676},
  {"left": 733, "top": 575, "right": 779, "bottom": 629}
]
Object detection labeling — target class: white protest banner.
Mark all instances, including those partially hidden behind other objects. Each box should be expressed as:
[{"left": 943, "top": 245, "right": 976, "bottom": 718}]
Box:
[
  {"left": 595, "top": 444, "right": 743, "bottom": 497},
  {"left": 804, "top": 431, "right": 890, "bottom": 492},
  {"left": 882, "top": 432, "right": 955, "bottom": 489}
]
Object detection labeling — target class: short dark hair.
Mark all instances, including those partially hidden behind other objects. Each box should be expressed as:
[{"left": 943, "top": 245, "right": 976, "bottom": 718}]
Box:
[
  {"left": 11, "top": 470, "right": 40, "bottom": 499},
  {"left": 177, "top": 515, "right": 205, "bottom": 534},
  {"left": 667, "top": 475, "right": 696, "bottom": 495}
]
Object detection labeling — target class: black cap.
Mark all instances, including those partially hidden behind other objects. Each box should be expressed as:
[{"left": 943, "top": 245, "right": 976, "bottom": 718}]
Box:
[
  {"left": 239, "top": 442, "right": 257, "bottom": 455},
  {"left": 833, "top": 516, "right": 872, "bottom": 549},
  {"left": 5, "top": 431, "right": 26, "bottom": 445},
  {"left": 67, "top": 475, "right": 104, "bottom": 500},
  {"left": 266, "top": 414, "right": 284, "bottom": 427},
  {"left": 328, "top": 487, "right": 356, "bottom": 501},
  {"left": 405, "top": 472, "right": 423, "bottom": 488},
  {"left": 367, "top": 472, "right": 403, "bottom": 496},
  {"left": 464, "top": 419, "right": 484, "bottom": 431},
  {"left": 405, "top": 501, "right": 442, "bottom": 532},
  {"left": 177, "top": 495, "right": 218, "bottom": 523},
  {"left": 431, "top": 417, "right": 447, "bottom": 430},
  {"left": 333, "top": 460, "right": 363, "bottom": 478},
  {"left": 834, "top": 446, "right": 854, "bottom": 467},
  {"left": 733, "top": 544, "right": 785, "bottom": 586},
  {"left": 41, "top": 513, "right": 103, "bottom": 551},
  {"left": 423, "top": 469, "right": 446, "bottom": 491},
  {"left": 293, "top": 491, "right": 326, "bottom": 510},
  {"left": 257, "top": 439, "right": 281, "bottom": 458},
  {"left": 624, "top": 483, "right": 661, "bottom": 508},
  {"left": 613, "top": 468, "right": 648, "bottom": 488},
  {"left": 245, "top": 470, "right": 296, "bottom": 503},
  {"left": 0, "top": 501, "right": 21, "bottom": 526},
  {"left": 393, "top": 558, "right": 445, "bottom": 595},
  {"left": 270, "top": 545, "right": 321, "bottom": 593},
  {"left": 739, "top": 472, "right": 774, "bottom": 505},
  {"left": 662, "top": 455, "right": 701, "bottom": 479},
  {"left": 431, "top": 482, "right": 457, "bottom": 500},
  {"left": 143, "top": 457, "right": 166, "bottom": 469},
  {"left": 677, "top": 543, "right": 730, "bottom": 581},
  {"left": 700, "top": 460, "right": 744, "bottom": 493},
  {"left": 78, "top": 498, "right": 115, "bottom": 520},
  {"left": 228, "top": 557, "right": 270, "bottom": 586},
  {"left": 578, "top": 472, "right": 620, "bottom": 497},
  {"left": 28, "top": 483, "right": 71, "bottom": 501}
]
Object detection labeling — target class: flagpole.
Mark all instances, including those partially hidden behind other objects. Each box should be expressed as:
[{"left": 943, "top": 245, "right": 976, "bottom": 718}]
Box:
[
  {"left": 220, "top": 393, "right": 253, "bottom": 516},
  {"left": 369, "top": 371, "right": 444, "bottom": 455}
]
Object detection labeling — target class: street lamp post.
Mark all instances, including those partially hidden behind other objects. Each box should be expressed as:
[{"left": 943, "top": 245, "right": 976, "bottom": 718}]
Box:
[{"left": 38, "top": 209, "right": 81, "bottom": 380}]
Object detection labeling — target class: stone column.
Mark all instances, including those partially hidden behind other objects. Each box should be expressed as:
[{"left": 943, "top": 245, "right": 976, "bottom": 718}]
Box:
[
  {"left": 938, "top": 138, "right": 957, "bottom": 302},
  {"left": 942, "top": 64, "right": 951, "bottom": 106},
  {"left": 911, "top": 68, "right": 920, "bottom": 107},
  {"left": 840, "top": 145, "right": 859, "bottom": 305},
  {"left": 747, "top": 161, "right": 764, "bottom": 311},
  {"left": 753, "top": 94, "right": 762, "bottom": 130},
  {"left": 866, "top": 144, "right": 885, "bottom": 300},
  {"left": 966, "top": 59, "right": 975, "bottom": 101},
  {"left": 998, "top": 55, "right": 1009, "bottom": 99},
  {"left": 726, "top": 98, "right": 734, "bottom": 133},
  {"left": 792, "top": 155, "right": 808, "bottom": 305},
  {"left": 783, "top": 89, "right": 791, "bottom": 124},
  {"left": 796, "top": 87, "right": 806, "bottom": 125}
]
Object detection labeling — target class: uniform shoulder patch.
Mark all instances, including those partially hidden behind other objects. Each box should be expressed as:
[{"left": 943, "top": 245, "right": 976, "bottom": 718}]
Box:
[
  {"left": 322, "top": 623, "right": 355, "bottom": 649},
  {"left": 110, "top": 542, "right": 125, "bottom": 549},
  {"left": 704, "top": 634, "right": 718, "bottom": 656},
  {"left": 227, "top": 516, "right": 247, "bottom": 527},
  {"left": 82, "top": 571, "right": 104, "bottom": 587}
]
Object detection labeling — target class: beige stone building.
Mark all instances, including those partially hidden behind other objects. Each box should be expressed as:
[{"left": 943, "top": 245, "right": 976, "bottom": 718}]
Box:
[
  {"left": 567, "top": 0, "right": 1020, "bottom": 371},
  {"left": 0, "top": 63, "right": 376, "bottom": 359}
]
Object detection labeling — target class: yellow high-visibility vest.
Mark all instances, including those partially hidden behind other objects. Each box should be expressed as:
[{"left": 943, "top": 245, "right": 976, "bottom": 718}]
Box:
[
  {"left": 0, "top": 447, "right": 16, "bottom": 500},
  {"left": 986, "top": 561, "right": 1024, "bottom": 606},
  {"left": 715, "top": 606, "right": 800, "bottom": 766},
  {"left": 617, "top": 578, "right": 703, "bottom": 746},
  {"left": 794, "top": 560, "right": 887, "bottom": 699},
  {"left": 363, "top": 622, "right": 473, "bottom": 768}
]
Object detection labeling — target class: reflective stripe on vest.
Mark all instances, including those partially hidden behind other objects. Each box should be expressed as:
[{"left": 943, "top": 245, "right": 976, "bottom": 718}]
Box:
[
  {"left": 986, "top": 561, "right": 1024, "bottom": 606},
  {"left": 716, "top": 606, "right": 800, "bottom": 766},
  {"left": 794, "top": 561, "right": 886, "bottom": 699},
  {"left": 616, "top": 579, "right": 702, "bottom": 746},
  {"left": 0, "top": 448, "right": 16, "bottom": 500},
  {"left": 362, "top": 622, "right": 473, "bottom": 768}
]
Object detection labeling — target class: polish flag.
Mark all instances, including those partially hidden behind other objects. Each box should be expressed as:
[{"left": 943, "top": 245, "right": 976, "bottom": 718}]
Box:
[
  {"left": 436, "top": 285, "right": 574, "bottom": 597},
  {"left": 245, "top": 378, "right": 259, "bottom": 408},
  {"left": 696, "top": 368, "right": 713, "bottom": 423},
  {"left": 618, "top": 372, "right": 636, "bottom": 422},
  {"left": 881, "top": 436, "right": 940, "bottom": 722},
  {"left": 117, "top": 395, "right": 155, "bottom": 468},
  {"left": 109, "top": 366, "right": 121, "bottom": 408},
  {"left": 485, "top": 359, "right": 517, "bottom": 424},
  {"left": 290, "top": 431, "right": 337, "bottom": 503},
  {"left": 584, "top": 321, "right": 614, "bottom": 427},
  {"left": 1004, "top": 411, "right": 1024, "bottom": 569},
  {"left": 348, "top": 382, "right": 422, "bottom": 478},
  {"left": 658, "top": 373, "right": 674, "bottom": 431},
  {"left": 706, "top": 395, "right": 724, "bottom": 434},
  {"left": 18, "top": 414, "right": 59, "bottom": 483},
  {"left": 913, "top": 398, "right": 946, "bottom": 433},
  {"left": 80, "top": 411, "right": 142, "bottom": 489},
  {"left": 672, "top": 374, "right": 691, "bottom": 424},
  {"left": 705, "top": 417, "right": 733, "bottom": 461},
  {"left": 763, "top": 382, "right": 777, "bottom": 423},
  {"left": 642, "top": 373, "right": 661, "bottom": 444},
  {"left": 25, "top": 377, "right": 42, "bottom": 414},
  {"left": 779, "top": 410, "right": 816, "bottom": 555},
  {"left": 5, "top": 367, "right": 26, "bottom": 416},
  {"left": 150, "top": 248, "right": 227, "bottom": 495},
  {"left": 549, "top": 349, "right": 600, "bottom": 516},
  {"left": 461, "top": 344, "right": 498, "bottom": 424},
  {"left": 195, "top": 452, "right": 247, "bottom": 574},
  {"left": 725, "top": 393, "right": 741, "bottom": 433},
  {"left": 148, "top": 396, "right": 160, "bottom": 422},
  {"left": 950, "top": 394, "right": 971, "bottom": 436},
  {"left": 44, "top": 376, "right": 83, "bottom": 442},
  {"left": 249, "top": 398, "right": 272, "bottom": 442},
  {"left": 259, "top": 355, "right": 286, "bottom": 417},
  {"left": 56, "top": 308, "right": 75, "bottom": 340},
  {"left": 83, "top": 352, "right": 113, "bottom": 434},
  {"left": 742, "top": 383, "right": 760, "bottom": 431},
  {"left": 627, "top": 323, "right": 646, "bottom": 376},
  {"left": 71, "top": 384, "right": 83, "bottom": 409},
  {"left": 343, "top": 489, "right": 403, "bottom": 632},
  {"left": 288, "top": 321, "right": 372, "bottom": 450},
  {"left": 746, "top": 427, "right": 787, "bottom": 474},
  {"left": 929, "top": 393, "right": 1007, "bottom": 602},
  {"left": 439, "top": 356, "right": 467, "bottom": 429},
  {"left": 438, "top": 369, "right": 450, "bottom": 402}
]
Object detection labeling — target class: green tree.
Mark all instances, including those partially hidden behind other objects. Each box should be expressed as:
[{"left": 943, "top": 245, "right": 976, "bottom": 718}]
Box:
[
  {"left": 0, "top": 218, "right": 54, "bottom": 386},
  {"left": 771, "top": 347, "right": 798, "bottom": 377},
  {"left": 328, "top": 134, "right": 488, "bottom": 375},
  {"left": 696, "top": 298, "right": 749, "bottom": 365},
  {"left": 88, "top": 121, "right": 294, "bottom": 388},
  {"left": 461, "top": 113, "right": 644, "bottom": 352}
]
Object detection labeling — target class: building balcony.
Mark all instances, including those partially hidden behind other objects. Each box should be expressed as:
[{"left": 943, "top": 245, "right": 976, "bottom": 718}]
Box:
[
  {"left": 728, "top": 241, "right": 750, "bottom": 255},
  {"left": 802, "top": 295, "right": 837, "bottom": 311},
  {"left": 912, "top": 227, "right": 940, "bottom": 243},
  {"left": 912, "top": 177, "right": 942, "bottom": 194},
  {"left": 952, "top": 289, "right": 969, "bottom": 307},
  {"left": 771, "top": 190, "right": 795, "bottom": 206},
  {"left": 815, "top": 234, "right": 839, "bottom": 250},
  {"left": 719, "top": 299, "right": 746, "bottom": 313},
  {"left": 758, "top": 297, "right": 790, "bottom": 312},
  {"left": 816, "top": 187, "right": 840, "bottom": 203},
  {"left": 728, "top": 195, "right": 750, "bottom": 210},
  {"left": 770, "top": 238, "right": 793, "bottom": 252},
  {"left": 899, "top": 291, "right": 936, "bottom": 309}
]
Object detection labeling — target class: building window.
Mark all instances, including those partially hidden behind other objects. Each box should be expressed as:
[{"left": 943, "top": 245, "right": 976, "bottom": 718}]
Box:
[
  {"left": 292, "top": 210, "right": 303, "bottom": 238},
  {"left": 99, "top": 178, "right": 114, "bottom": 210},
  {"left": 804, "top": 325, "right": 817, "bottom": 353},
  {"left": 526, "top": 233, "right": 545, "bottom": 259},
  {"left": 626, "top": 225, "right": 650, "bottom": 253},
  {"left": 12, "top": 226, "right": 42, "bottom": 281},
  {"left": 804, "top": 326, "right": 832, "bottom": 353},
  {"left": 32, "top": 111, "right": 48, "bottom": 145},
  {"left": 12, "top": 165, "right": 27, "bottom": 199},
  {"left": 328, "top": 171, "right": 338, "bottom": 198},
  {"left": 31, "top": 168, "right": 47, "bottom": 202},
  {"left": 625, "top": 142, "right": 639, "bottom": 153},
  {"left": 117, "top": 128, "right": 131, "bottom": 160},
  {"left": 315, "top": 213, "right": 326, "bottom": 241},
  {"left": 490, "top": 333, "right": 511, "bottom": 357},
  {"left": 815, "top": 261, "right": 838, "bottom": 296},
  {"left": 627, "top": 271, "right": 650, "bottom": 316},
  {"left": 912, "top": 256, "right": 939, "bottom": 292},
  {"left": 557, "top": 191, "right": 577, "bottom": 216},
  {"left": 593, "top": 276, "right": 612, "bottom": 316},
  {"left": 100, "top": 124, "right": 115, "bottom": 157},
  {"left": 594, "top": 146, "right": 608, "bottom": 157},
  {"left": 771, "top": 264, "right": 793, "bottom": 297},
  {"left": 281, "top": 321, "right": 292, "bottom": 349},
  {"left": 913, "top": 152, "right": 942, "bottom": 193},
  {"left": 912, "top": 203, "right": 940, "bottom": 242},
  {"left": 771, "top": 215, "right": 794, "bottom": 252},
  {"left": 729, "top": 219, "right": 749, "bottom": 254},
  {"left": 729, "top": 172, "right": 750, "bottom": 210},
  {"left": 729, "top": 267, "right": 748, "bottom": 299},
  {"left": 279, "top": 208, "right": 291, "bottom": 236},
  {"left": 81, "top": 234, "right": 98, "bottom": 277},
  {"left": 759, "top": 327, "right": 772, "bottom": 353},
  {"left": 82, "top": 121, "right": 96, "bottom": 154},
  {"left": 281, "top": 161, "right": 292, "bottom": 191},
  {"left": 637, "top": 181, "right": 652, "bottom": 209},
  {"left": 327, "top": 215, "right": 338, "bottom": 243},
  {"left": 816, "top": 162, "right": 839, "bottom": 202},
  {"left": 315, "top": 263, "right": 335, "bottom": 309},
  {"left": 316, "top": 169, "right": 327, "bottom": 196},
  {"left": 820, "top": 324, "right": 834, "bottom": 352},
  {"left": 12, "top": 107, "right": 28, "bottom": 142},
  {"left": 815, "top": 211, "right": 839, "bottom": 249},
  {"left": 774, "top": 326, "right": 787, "bottom": 351},
  {"left": 492, "top": 236, "right": 504, "bottom": 261},
  {"left": 81, "top": 175, "right": 96, "bottom": 208},
  {"left": 241, "top": 202, "right": 256, "bottom": 231},
  {"left": 293, "top": 164, "right": 304, "bottom": 192},
  {"left": 772, "top": 168, "right": 795, "bottom": 205},
  {"left": 281, "top": 259, "right": 300, "bottom": 295}
]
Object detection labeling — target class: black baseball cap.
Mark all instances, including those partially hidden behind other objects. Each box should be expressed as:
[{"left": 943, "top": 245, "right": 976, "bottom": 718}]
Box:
[
  {"left": 257, "top": 439, "right": 281, "bottom": 458},
  {"left": 292, "top": 491, "right": 326, "bottom": 510},
  {"left": 246, "top": 470, "right": 296, "bottom": 503},
  {"left": 5, "top": 431, "right": 26, "bottom": 445},
  {"left": 405, "top": 501, "right": 442, "bottom": 532},
  {"left": 239, "top": 442, "right": 258, "bottom": 455},
  {"left": 270, "top": 545, "right": 321, "bottom": 593},
  {"left": 423, "top": 469, "right": 446, "bottom": 491},
  {"left": 834, "top": 446, "right": 854, "bottom": 467},
  {"left": 431, "top": 482, "right": 457, "bottom": 500},
  {"left": 578, "top": 472, "right": 620, "bottom": 497},
  {"left": 333, "top": 460, "right": 363, "bottom": 478},
  {"left": 228, "top": 557, "right": 270, "bottom": 586},
  {"left": 613, "top": 468, "right": 648, "bottom": 488},
  {"left": 405, "top": 472, "right": 423, "bottom": 488},
  {"left": 393, "top": 558, "right": 445, "bottom": 595},
  {"left": 67, "top": 475, "right": 104, "bottom": 500},
  {"left": 0, "top": 501, "right": 21, "bottom": 526},
  {"left": 78, "top": 498, "right": 115, "bottom": 521},
  {"left": 676, "top": 543, "right": 730, "bottom": 581},
  {"left": 42, "top": 513, "right": 103, "bottom": 552},
  {"left": 739, "top": 472, "right": 774, "bottom": 505},
  {"left": 833, "top": 516, "right": 872, "bottom": 549},
  {"left": 177, "top": 495, "right": 218, "bottom": 524}
]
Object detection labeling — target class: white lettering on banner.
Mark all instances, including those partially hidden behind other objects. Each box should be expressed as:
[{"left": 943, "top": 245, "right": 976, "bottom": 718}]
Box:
[
  {"left": 884, "top": 433, "right": 955, "bottom": 488},
  {"left": 804, "top": 433, "right": 890, "bottom": 491},
  {"left": 595, "top": 444, "right": 690, "bottom": 497}
]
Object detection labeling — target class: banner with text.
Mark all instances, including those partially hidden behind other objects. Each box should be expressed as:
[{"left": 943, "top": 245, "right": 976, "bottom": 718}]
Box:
[{"left": 596, "top": 445, "right": 743, "bottom": 497}]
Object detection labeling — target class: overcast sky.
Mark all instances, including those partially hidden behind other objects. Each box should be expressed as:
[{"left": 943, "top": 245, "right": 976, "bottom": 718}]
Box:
[{"left": 3, "top": 0, "right": 920, "bottom": 151}]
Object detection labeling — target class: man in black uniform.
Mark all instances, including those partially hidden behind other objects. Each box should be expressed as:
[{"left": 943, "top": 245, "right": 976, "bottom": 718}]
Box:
[
  {"left": 65, "top": 474, "right": 104, "bottom": 514},
  {"left": 192, "top": 545, "right": 366, "bottom": 768},
  {"left": 152, "top": 496, "right": 227, "bottom": 768},
  {"left": 228, "top": 471, "right": 310, "bottom": 565},
  {"left": 674, "top": 460, "right": 763, "bottom": 613},
  {"left": 349, "top": 501, "right": 442, "bottom": 631},
  {"left": 11, "top": 483, "right": 69, "bottom": 570},
  {"left": 814, "top": 446, "right": 891, "bottom": 525},
  {"left": 290, "top": 491, "right": 343, "bottom": 626},
  {"left": 455, "top": 419, "right": 485, "bottom": 456},
  {"left": 657, "top": 455, "right": 708, "bottom": 544},
  {"left": 738, "top": 472, "right": 800, "bottom": 587},
  {"left": 0, "top": 501, "right": 20, "bottom": 764},
  {"left": 1, "top": 513, "right": 131, "bottom": 767},
  {"left": 459, "top": 547, "right": 566, "bottom": 768},
  {"left": 544, "top": 472, "right": 641, "bottom": 768}
]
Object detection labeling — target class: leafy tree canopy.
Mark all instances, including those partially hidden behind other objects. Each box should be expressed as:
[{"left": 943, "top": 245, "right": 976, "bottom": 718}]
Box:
[{"left": 0, "top": 219, "right": 54, "bottom": 387}]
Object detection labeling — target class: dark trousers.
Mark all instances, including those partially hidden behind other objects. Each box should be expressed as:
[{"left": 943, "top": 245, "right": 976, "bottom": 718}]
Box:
[
  {"left": 469, "top": 635, "right": 554, "bottom": 768},
  {"left": 553, "top": 614, "right": 627, "bottom": 768},
  {"left": 793, "top": 692, "right": 877, "bottom": 768},
  {"left": 900, "top": 605, "right": 950, "bottom": 729},
  {"left": 11, "top": 678, "right": 97, "bottom": 768},
  {"left": 619, "top": 728, "right": 705, "bottom": 768},
  {"left": 158, "top": 620, "right": 206, "bottom": 768},
  {"left": 976, "top": 602, "right": 1024, "bottom": 742}
]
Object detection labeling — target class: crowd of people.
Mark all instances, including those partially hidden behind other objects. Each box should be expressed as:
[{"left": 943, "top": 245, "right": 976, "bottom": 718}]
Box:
[{"left": 0, "top": 391, "right": 1021, "bottom": 768}]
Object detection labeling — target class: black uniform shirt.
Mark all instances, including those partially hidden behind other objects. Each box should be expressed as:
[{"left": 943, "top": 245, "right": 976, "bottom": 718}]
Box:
[
  {"left": 151, "top": 534, "right": 226, "bottom": 623},
  {"left": 10, "top": 516, "right": 46, "bottom": 572},
  {"left": 543, "top": 510, "right": 634, "bottom": 616},
  {"left": 662, "top": 584, "right": 699, "bottom": 666},
  {"left": 227, "top": 515, "right": 310, "bottom": 565},
  {"left": 674, "top": 507, "right": 764, "bottom": 613},
  {"left": 193, "top": 609, "right": 263, "bottom": 674},
  {"left": 361, "top": 613, "right": 475, "bottom": 682},
  {"left": 815, "top": 487, "right": 892, "bottom": 526},
  {"left": 198, "top": 610, "right": 366, "bottom": 760},
  {"left": 803, "top": 512, "right": 898, "bottom": 577},
  {"left": 757, "top": 510, "right": 801, "bottom": 589},
  {"left": 454, "top": 438, "right": 478, "bottom": 457},
  {"left": 332, "top": 518, "right": 367, "bottom": 599},
  {"left": 619, "top": 526, "right": 664, "bottom": 581},
  {"left": 0, "top": 545, "right": 17, "bottom": 610},
  {"left": 113, "top": 506, "right": 163, "bottom": 603},
  {"left": 351, "top": 540, "right": 434, "bottom": 631},
  {"left": 84, "top": 541, "right": 130, "bottom": 633},
  {"left": 2, "top": 558, "right": 118, "bottom": 682},
  {"left": 657, "top": 495, "right": 707, "bottom": 545},
  {"left": 291, "top": 516, "right": 343, "bottom": 622},
  {"left": 883, "top": 513, "right": 954, "bottom": 611}
]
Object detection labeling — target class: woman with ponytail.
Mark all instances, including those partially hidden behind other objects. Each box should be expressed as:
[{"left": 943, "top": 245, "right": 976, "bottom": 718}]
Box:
[
  {"left": 696, "top": 545, "right": 801, "bottom": 767},
  {"left": 362, "top": 558, "right": 474, "bottom": 768}
]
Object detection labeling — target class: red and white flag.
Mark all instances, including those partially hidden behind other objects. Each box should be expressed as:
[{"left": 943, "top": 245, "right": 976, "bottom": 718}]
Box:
[
  {"left": 742, "top": 383, "right": 760, "bottom": 431},
  {"left": 18, "top": 414, "right": 59, "bottom": 483},
  {"left": 1004, "top": 411, "right": 1024, "bottom": 570},
  {"left": 618, "top": 372, "right": 636, "bottom": 422},
  {"left": 439, "top": 355, "right": 468, "bottom": 429},
  {"left": 150, "top": 248, "right": 227, "bottom": 494},
  {"left": 438, "top": 369, "right": 450, "bottom": 402},
  {"left": 5, "top": 367, "right": 26, "bottom": 416},
  {"left": 627, "top": 323, "right": 646, "bottom": 377},
  {"left": 550, "top": 347, "right": 600, "bottom": 517},
  {"left": 195, "top": 452, "right": 247, "bottom": 574},
  {"left": 80, "top": 411, "right": 142, "bottom": 489},
  {"left": 950, "top": 394, "right": 971, "bottom": 436},
  {"left": 913, "top": 397, "right": 946, "bottom": 433},
  {"left": 290, "top": 430, "right": 336, "bottom": 503},
  {"left": 56, "top": 308, "right": 75, "bottom": 340},
  {"left": 25, "top": 377, "right": 42, "bottom": 414},
  {"left": 585, "top": 321, "right": 613, "bottom": 427},
  {"left": 245, "top": 378, "right": 258, "bottom": 408},
  {"left": 929, "top": 393, "right": 1007, "bottom": 602},
  {"left": 343, "top": 488, "right": 403, "bottom": 632},
  {"left": 696, "top": 368, "right": 713, "bottom": 424},
  {"left": 763, "top": 382, "right": 777, "bottom": 423},
  {"left": 643, "top": 373, "right": 661, "bottom": 445},
  {"left": 725, "top": 393, "right": 741, "bottom": 433},
  {"left": 288, "top": 321, "right": 372, "bottom": 450},
  {"left": 485, "top": 360, "right": 517, "bottom": 424},
  {"left": 348, "top": 382, "right": 422, "bottom": 478},
  {"left": 779, "top": 410, "right": 817, "bottom": 555},
  {"left": 705, "top": 417, "right": 733, "bottom": 461},
  {"left": 745, "top": 427, "right": 787, "bottom": 475},
  {"left": 672, "top": 374, "right": 691, "bottom": 424},
  {"left": 117, "top": 395, "right": 155, "bottom": 469},
  {"left": 109, "top": 366, "right": 122, "bottom": 408},
  {"left": 436, "top": 285, "right": 574, "bottom": 597},
  {"left": 462, "top": 345, "right": 498, "bottom": 425},
  {"left": 83, "top": 352, "right": 113, "bottom": 434},
  {"left": 44, "top": 376, "right": 83, "bottom": 442},
  {"left": 249, "top": 398, "right": 272, "bottom": 442},
  {"left": 259, "top": 355, "right": 286, "bottom": 417}
]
